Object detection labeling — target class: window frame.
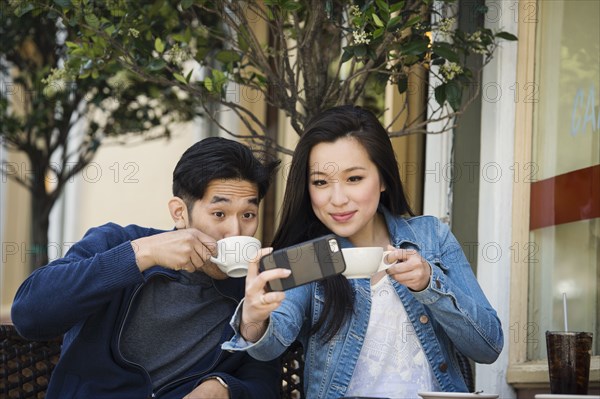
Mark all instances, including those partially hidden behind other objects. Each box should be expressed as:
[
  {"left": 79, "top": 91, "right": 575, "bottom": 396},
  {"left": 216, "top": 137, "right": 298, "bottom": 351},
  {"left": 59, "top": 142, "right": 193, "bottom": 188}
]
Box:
[{"left": 506, "top": 0, "right": 600, "bottom": 388}]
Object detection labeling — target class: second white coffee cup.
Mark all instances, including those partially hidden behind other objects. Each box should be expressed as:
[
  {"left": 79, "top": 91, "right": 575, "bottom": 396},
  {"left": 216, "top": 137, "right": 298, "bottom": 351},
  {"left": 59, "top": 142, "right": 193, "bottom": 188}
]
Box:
[{"left": 210, "top": 236, "right": 261, "bottom": 278}]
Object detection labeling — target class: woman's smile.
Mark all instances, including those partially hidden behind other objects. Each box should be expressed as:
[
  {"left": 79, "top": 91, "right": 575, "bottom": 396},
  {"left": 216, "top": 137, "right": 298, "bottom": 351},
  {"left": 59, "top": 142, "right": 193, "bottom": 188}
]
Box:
[{"left": 330, "top": 211, "right": 357, "bottom": 222}]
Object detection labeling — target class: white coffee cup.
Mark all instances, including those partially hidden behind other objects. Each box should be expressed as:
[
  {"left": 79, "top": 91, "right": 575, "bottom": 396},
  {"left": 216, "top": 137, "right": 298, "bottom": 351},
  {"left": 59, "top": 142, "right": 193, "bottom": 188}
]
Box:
[
  {"left": 210, "top": 236, "right": 261, "bottom": 278},
  {"left": 418, "top": 392, "right": 499, "bottom": 399},
  {"left": 341, "top": 247, "right": 384, "bottom": 279}
]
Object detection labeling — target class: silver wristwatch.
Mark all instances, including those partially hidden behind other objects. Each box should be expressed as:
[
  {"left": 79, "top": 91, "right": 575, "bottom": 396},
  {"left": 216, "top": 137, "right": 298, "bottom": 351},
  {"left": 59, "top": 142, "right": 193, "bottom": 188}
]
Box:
[{"left": 206, "top": 376, "right": 228, "bottom": 389}]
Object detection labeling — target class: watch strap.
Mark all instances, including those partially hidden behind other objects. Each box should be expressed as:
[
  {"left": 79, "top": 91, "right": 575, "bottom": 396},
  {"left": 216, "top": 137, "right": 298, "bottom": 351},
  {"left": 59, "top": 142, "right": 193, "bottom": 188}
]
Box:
[{"left": 205, "top": 376, "right": 228, "bottom": 389}]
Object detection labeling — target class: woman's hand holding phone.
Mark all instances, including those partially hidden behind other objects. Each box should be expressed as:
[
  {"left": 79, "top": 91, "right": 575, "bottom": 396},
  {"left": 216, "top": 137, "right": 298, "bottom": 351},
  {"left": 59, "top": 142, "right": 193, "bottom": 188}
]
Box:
[{"left": 240, "top": 247, "right": 291, "bottom": 342}]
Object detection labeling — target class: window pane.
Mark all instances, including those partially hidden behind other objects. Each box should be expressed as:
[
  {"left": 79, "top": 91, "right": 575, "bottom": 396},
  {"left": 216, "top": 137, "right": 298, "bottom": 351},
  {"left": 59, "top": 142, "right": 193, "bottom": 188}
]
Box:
[{"left": 528, "top": 0, "right": 600, "bottom": 361}]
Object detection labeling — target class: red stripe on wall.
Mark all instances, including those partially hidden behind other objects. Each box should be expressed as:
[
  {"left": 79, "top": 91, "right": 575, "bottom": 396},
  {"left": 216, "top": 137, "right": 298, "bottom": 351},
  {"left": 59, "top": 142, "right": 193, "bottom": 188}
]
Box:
[{"left": 530, "top": 164, "right": 600, "bottom": 231}]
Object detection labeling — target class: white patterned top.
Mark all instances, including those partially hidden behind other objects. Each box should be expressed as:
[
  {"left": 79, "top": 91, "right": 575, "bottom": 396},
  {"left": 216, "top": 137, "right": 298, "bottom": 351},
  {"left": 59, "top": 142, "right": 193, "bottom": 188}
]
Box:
[{"left": 345, "top": 276, "right": 438, "bottom": 398}]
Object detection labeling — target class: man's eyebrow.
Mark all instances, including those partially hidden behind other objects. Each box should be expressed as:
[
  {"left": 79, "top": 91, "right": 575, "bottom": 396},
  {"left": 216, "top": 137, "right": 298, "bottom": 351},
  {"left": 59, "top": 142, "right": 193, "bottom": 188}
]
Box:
[
  {"left": 210, "top": 196, "right": 230, "bottom": 204},
  {"left": 210, "top": 196, "right": 259, "bottom": 206}
]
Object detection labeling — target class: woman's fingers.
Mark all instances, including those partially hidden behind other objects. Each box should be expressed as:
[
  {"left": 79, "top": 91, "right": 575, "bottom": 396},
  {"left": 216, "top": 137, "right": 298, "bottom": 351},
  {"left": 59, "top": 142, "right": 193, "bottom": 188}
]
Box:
[
  {"left": 246, "top": 247, "right": 273, "bottom": 280},
  {"left": 384, "top": 248, "right": 431, "bottom": 291},
  {"left": 258, "top": 290, "right": 286, "bottom": 307},
  {"left": 246, "top": 247, "right": 291, "bottom": 294}
]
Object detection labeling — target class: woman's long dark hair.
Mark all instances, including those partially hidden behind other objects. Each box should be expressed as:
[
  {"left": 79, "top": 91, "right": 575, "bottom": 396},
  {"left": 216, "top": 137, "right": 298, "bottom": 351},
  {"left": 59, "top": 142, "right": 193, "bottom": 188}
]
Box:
[{"left": 271, "top": 105, "right": 414, "bottom": 341}]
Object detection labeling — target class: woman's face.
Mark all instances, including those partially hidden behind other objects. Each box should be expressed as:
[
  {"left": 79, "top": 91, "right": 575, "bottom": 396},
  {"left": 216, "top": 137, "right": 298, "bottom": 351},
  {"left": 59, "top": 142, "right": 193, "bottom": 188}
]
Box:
[{"left": 308, "top": 137, "right": 385, "bottom": 244}]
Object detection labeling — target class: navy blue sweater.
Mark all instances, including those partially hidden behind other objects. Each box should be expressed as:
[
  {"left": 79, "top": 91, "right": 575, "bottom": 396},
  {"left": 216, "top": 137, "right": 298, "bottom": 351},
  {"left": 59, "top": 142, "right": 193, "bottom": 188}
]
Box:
[{"left": 11, "top": 223, "right": 280, "bottom": 399}]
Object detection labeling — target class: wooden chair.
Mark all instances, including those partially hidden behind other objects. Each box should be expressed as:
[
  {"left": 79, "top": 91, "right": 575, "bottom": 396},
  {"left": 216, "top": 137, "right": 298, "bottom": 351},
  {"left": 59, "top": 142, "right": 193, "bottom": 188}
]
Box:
[
  {"left": 0, "top": 324, "right": 62, "bottom": 399},
  {"left": 280, "top": 340, "right": 305, "bottom": 399},
  {"left": 2, "top": 323, "right": 472, "bottom": 398},
  {"left": 1, "top": 324, "right": 305, "bottom": 399}
]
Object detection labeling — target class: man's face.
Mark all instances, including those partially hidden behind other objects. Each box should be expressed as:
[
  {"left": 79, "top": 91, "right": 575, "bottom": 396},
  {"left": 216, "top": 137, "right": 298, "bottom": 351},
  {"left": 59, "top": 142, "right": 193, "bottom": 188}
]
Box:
[
  {"left": 186, "top": 178, "right": 260, "bottom": 279},
  {"left": 188, "top": 178, "right": 260, "bottom": 239}
]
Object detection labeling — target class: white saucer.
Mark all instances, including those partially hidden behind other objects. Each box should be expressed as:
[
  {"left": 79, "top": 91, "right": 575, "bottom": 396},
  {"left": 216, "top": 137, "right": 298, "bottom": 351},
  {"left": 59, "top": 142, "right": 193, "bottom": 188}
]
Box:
[
  {"left": 535, "top": 395, "right": 600, "bottom": 399},
  {"left": 418, "top": 392, "right": 499, "bottom": 399}
]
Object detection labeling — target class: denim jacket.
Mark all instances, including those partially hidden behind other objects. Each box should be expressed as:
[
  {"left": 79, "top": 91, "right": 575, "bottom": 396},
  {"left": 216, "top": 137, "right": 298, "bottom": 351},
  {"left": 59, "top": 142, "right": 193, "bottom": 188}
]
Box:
[{"left": 223, "top": 209, "right": 503, "bottom": 398}]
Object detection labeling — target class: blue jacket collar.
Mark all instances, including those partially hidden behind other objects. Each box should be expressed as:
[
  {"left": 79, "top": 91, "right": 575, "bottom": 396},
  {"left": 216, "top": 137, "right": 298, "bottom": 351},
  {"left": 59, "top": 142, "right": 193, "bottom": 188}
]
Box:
[{"left": 336, "top": 205, "right": 421, "bottom": 250}]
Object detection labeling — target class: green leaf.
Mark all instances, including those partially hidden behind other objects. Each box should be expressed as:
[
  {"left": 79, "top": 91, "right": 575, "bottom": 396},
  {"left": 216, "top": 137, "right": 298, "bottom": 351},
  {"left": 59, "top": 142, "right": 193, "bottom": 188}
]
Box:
[
  {"left": 216, "top": 50, "right": 241, "bottom": 63},
  {"left": 109, "top": 7, "right": 126, "bottom": 17},
  {"left": 282, "top": 2, "right": 302, "bottom": 11},
  {"left": 14, "top": 3, "right": 35, "bottom": 16},
  {"left": 181, "top": 0, "right": 194, "bottom": 9},
  {"left": 104, "top": 24, "right": 116, "bottom": 36},
  {"left": 212, "top": 69, "right": 227, "bottom": 90},
  {"left": 196, "top": 47, "right": 210, "bottom": 61},
  {"left": 148, "top": 59, "right": 167, "bottom": 71},
  {"left": 434, "top": 83, "right": 446, "bottom": 106},
  {"left": 84, "top": 13, "right": 100, "bottom": 29},
  {"left": 373, "top": 27, "right": 385, "bottom": 39},
  {"left": 354, "top": 45, "right": 367, "bottom": 57},
  {"left": 53, "top": 0, "right": 72, "bottom": 7},
  {"left": 403, "top": 54, "right": 419, "bottom": 65},
  {"left": 172, "top": 33, "right": 186, "bottom": 42},
  {"left": 433, "top": 42, "right": 459, "bottom": 63},
  {"left": 367, "top": 47, "right": 378, "bottom": 60},
  {"left": 397, "top": 77, "right": 408, "bottom": 94},
  {"left": 390, "top": 2, "right": 405, "bottom": 13},
  {"left": 204, "top": 77, "right": 214, "bottom": 92},
  {"left": 204, "top": 70, "right": 227, "bottom": 93},
  {"left": 174, "top": 72, "right": 188, "bottom": 84},
  {"left": 404, "top": 15, "right": 422, "bottom": 29},
  {"left": 401, "top": 39, "right": 429, "bottom": 55},
  {"left": 238, "top": 26, "right": 250, "bottom": 52},
  {"left": 445, "top": 80, "right": 462, "bottom": 110},
  {"left": 341, "top": 49, "right": 354, "bottom": 64},
  {"left": 495, "top": 31, "right": 518, "bottom": 41},
  {"left": 372, "top": 13, "right": 385, "bottom": 28},
  {"left": 265, "top": 7, "right": 274, "bottom": 20},
  {"left": 387, "top": 15, "right": 403, "bottom": 30},
  {"left": 155, "top": 38, "right": 165, "bottom": 53},
  {"left": 375, "top": 0, "right": 389, "bottom": 14}
]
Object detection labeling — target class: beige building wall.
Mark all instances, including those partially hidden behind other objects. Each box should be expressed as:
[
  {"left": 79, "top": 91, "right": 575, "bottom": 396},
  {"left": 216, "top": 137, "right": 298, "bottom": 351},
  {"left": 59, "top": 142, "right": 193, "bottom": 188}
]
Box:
[
  {"left": 1, "top": 152, "right": 32, "bottom": 322},
  {"left": 73, "top": 125, "right": 198, "bottom": 237}
]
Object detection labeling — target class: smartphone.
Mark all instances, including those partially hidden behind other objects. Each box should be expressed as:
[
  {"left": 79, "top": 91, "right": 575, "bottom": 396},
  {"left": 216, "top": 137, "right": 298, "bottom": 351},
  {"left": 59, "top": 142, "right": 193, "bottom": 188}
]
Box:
[{"left": 259, "top": 234, "right": 346, "bottom": 291}]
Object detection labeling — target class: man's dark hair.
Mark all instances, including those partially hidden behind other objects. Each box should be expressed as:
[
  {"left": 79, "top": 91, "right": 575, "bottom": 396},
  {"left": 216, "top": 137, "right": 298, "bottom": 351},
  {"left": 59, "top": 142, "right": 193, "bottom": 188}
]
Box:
[{"left": 172, "top": 137, "right": 280, "bottom": 209}]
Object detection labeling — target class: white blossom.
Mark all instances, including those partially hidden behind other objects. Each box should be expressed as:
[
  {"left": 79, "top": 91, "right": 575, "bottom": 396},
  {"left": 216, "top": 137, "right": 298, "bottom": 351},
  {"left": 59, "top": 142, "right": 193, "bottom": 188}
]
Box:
[
  {"left": 41, "top": 68, "right": 69, "bottom": 97},
  {"left": 439, "top": 62, "right": 463, "bottom": 81},
  {"left": 350, "top": 5, "right": 361, "bottom": 18},
  {"left": 353, "top": 29, "right": 371, "bottom": 45},
  {"left": 468, "top": 31, "right": 488, "bottom": 55},
  {"left": 437, "top": 17, "right": 456, "bottom": 33}
]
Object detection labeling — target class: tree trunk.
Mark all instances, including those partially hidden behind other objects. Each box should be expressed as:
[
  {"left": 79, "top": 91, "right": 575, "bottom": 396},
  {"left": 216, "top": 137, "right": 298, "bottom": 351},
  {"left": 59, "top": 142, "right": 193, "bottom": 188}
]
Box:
[
  {"left": 261, "top": 102, "right": 279, "bottom": 246},
  {"left": 29, "top": 178, "right": 52, "bottom": 272}
]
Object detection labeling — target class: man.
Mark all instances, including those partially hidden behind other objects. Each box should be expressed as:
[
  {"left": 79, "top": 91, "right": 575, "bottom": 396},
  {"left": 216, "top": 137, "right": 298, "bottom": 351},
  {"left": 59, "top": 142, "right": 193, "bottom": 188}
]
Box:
[{"left": 11, "top": 137, "right": 281, "bottom": 399}]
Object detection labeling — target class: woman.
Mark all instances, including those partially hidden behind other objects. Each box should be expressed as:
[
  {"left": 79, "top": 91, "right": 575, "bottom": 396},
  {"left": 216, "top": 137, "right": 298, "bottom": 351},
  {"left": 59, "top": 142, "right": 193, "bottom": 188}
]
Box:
[{"left": 223, "top": 105, "right": 503, "bottom": 398}]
